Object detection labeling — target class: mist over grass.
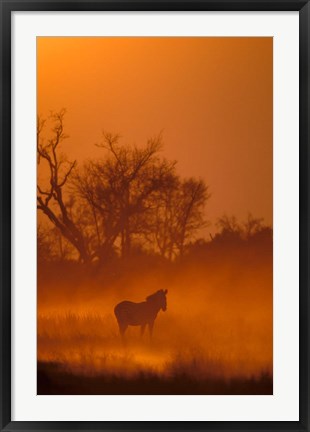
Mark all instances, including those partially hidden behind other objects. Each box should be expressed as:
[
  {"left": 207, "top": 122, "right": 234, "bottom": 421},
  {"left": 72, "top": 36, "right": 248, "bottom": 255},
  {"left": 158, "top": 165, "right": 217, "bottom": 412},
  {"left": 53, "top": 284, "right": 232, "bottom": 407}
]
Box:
[{"left": 37, "top": 240, "right": 272, "bottom": 394}]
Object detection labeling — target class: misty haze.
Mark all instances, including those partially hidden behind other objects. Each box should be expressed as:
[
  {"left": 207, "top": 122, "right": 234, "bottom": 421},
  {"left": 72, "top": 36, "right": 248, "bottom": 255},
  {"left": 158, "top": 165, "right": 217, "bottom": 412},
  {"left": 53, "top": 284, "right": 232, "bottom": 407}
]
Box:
[{"left": 37, "top": 37, "right": 273, "bottom": 395}]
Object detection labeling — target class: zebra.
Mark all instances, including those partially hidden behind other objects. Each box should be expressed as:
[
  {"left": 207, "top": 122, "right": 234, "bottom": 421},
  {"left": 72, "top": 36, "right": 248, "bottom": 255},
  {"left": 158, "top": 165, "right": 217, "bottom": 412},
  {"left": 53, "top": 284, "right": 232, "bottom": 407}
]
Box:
[{"left": 114, "top": 289, "right": 168, "bottom": 340}]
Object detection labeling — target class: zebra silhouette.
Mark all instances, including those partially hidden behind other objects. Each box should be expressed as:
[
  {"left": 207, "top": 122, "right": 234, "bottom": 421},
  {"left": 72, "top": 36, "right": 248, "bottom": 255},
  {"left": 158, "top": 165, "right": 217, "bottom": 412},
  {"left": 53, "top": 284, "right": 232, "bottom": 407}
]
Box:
[{"left": 114, "top": 289, "right": 168, "bottom": 340}]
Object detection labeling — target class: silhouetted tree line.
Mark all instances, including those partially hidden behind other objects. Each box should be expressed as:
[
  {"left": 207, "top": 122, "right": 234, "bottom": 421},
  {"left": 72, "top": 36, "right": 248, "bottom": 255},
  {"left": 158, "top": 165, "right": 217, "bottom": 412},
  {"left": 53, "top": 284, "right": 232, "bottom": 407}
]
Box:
[
  {"left": 37, "top": 111, "right": 212, "bottom": 265},
  {"left": 186, "top": 213, "right": 272, "bottom": 258}
]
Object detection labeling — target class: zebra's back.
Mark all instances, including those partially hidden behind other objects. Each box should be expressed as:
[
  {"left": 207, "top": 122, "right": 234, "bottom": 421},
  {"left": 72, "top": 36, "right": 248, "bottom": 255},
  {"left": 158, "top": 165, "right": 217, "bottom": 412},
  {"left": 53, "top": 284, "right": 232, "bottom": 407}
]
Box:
[{"left": 114, "top": 300, "right": 153, "bottom": 326}]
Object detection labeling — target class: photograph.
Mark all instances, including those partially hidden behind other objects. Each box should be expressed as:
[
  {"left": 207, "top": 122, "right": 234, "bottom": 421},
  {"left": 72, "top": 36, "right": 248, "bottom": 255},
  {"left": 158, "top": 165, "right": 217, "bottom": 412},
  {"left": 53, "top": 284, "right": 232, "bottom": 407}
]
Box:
[{"left": 36, "top": 36, "right": 273, "bottom": 395}]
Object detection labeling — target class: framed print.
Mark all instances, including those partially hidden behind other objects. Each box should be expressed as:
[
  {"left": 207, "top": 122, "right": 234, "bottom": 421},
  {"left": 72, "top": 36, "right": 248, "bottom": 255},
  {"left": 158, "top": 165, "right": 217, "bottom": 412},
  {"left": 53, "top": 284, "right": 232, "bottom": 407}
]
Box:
[{"left": 1, "top": 1, "right": 309, "bottom": 431}]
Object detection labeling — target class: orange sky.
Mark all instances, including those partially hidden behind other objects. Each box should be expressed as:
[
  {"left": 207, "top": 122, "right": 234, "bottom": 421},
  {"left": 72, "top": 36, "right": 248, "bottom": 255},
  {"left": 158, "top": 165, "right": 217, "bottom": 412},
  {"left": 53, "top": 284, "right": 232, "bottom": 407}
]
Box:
[{"left": 37, "top": 37, "right": 273, "bottom": 229}]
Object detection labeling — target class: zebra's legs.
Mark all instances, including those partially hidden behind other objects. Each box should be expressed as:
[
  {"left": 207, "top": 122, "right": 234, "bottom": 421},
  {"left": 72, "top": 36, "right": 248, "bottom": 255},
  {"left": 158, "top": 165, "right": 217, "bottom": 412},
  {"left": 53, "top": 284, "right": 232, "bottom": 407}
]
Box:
[
  {"left": 118, "top": 322, "right": 128, "bottom": 343},
  {"left": 148, "top": 321, "right": 154, "bottom": 341},
  {"left": 140, "top": 324, "right": 146, "bottom": 338}
]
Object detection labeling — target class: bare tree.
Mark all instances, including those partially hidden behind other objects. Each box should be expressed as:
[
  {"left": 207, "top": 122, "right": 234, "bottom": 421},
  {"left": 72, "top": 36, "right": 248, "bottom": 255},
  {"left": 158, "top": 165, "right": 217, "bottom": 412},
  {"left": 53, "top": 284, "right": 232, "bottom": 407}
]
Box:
[
  {"left": 74, "top": 132, "right": 176, "bottom": 261},
  {"left": 37, "top": 224, "right": 53, "bottom": 263},
  {"left": 151, "top": 174, "right": 179, "bottom": 259},
  {"left": 38, "top": 115, "right": 210, "bottom": 264},
  {"left": 217, "top": 214, "right": 241, "bottom": 235},
  {"left": 152, "top": 177, "right": 210, "bottom": 259},
  {"left": 37, "top": 110, "right": 91, "bottom": 263},
  {"left": 174, "top": 178, "right": 210, "bottom": 257},
  {"left": 215, "top": 213, "right": 268, "bottom": 244},
  {"left": 243, "top": 213, "right": 265, "bottom": 239},
  {"left": 37, "top": 224, "right": 74, "bottom": 262}
]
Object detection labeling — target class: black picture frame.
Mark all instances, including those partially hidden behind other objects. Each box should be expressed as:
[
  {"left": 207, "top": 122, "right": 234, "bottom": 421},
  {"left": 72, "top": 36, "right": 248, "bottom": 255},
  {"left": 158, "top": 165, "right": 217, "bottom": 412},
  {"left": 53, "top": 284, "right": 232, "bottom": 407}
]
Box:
[{"left": 1, "top": 1, "right": 309, "bottom": 431}]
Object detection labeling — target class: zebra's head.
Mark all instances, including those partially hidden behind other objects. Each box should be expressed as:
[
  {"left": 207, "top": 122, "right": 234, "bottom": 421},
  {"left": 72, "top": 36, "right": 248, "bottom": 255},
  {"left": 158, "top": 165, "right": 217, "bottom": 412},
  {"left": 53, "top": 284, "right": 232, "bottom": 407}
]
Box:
[{"left": 146, "top": 289, "right": 168, "bottom": 312}]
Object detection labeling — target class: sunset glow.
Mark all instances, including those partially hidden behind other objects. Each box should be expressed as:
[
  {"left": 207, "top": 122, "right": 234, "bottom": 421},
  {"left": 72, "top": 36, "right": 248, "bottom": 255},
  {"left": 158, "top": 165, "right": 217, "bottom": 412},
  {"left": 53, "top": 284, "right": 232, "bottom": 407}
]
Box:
[{"left": 37, "top": 37, "right": 273, "bottom": 395}]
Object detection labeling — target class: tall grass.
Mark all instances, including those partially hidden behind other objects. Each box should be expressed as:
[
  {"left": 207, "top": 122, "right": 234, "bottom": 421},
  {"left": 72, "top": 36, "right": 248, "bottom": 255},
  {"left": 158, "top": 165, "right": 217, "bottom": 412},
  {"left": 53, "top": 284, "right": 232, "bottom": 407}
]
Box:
[
  {"left": 38, "top": 310, "right": 272, "bottom": 381},
  {"left": 37, "top": 247, "right": 272, "bottom": 394}
]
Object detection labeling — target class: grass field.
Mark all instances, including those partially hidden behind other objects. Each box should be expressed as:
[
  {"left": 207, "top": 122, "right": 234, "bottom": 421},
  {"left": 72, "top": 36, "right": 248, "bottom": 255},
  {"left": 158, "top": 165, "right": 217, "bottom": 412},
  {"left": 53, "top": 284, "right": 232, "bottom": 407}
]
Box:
[
  {"left": 38, "top": 249, "right": 273, "bottom": 395},
  {"left": 37, "top": 306, "right": 272, "bottom": 394}
]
